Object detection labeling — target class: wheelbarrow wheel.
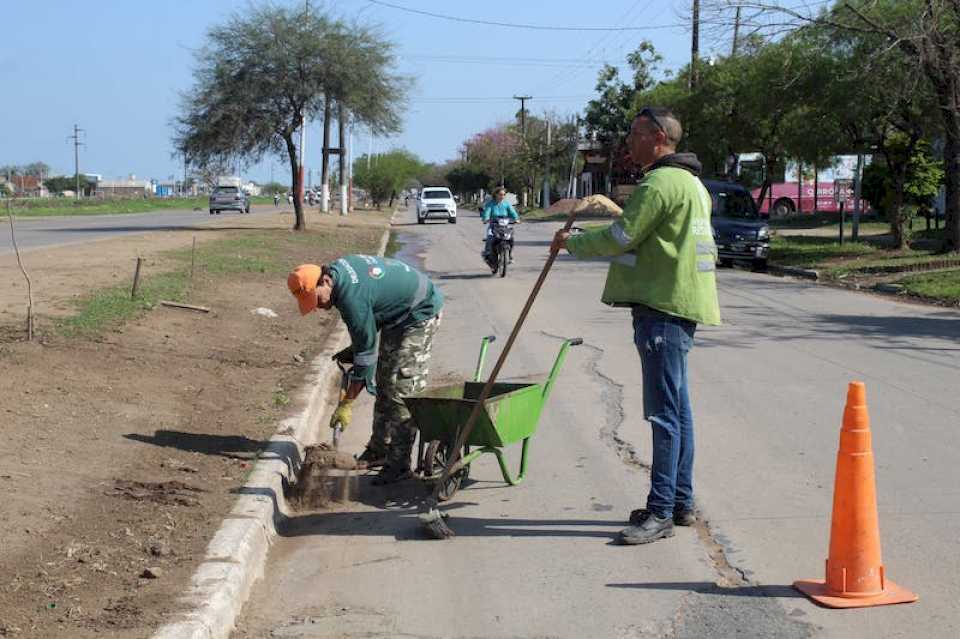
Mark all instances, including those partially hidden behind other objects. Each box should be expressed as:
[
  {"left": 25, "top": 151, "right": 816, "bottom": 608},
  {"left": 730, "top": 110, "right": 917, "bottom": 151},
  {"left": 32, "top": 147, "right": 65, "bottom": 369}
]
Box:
[{"left": 423, "top": 438, "right": 470, "bottom": 502}]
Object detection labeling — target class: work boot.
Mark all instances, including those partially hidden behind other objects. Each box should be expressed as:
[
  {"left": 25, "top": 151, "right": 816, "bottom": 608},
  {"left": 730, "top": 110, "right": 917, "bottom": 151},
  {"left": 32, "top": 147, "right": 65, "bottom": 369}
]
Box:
[
  {"left": 630, "top": 507, "right": 695, "bottom": 527},
  {"left": 371, "top": 464, "right": 413, "bottom": 486},
  {"left": 356, "top": 447, "right": 386, "bottom": 469},
  {"left": 619, "top": 511, "right": 674, "bottom": 545},
  {"left": 673, "top": 508, "right": 696, "bottom": 527}
]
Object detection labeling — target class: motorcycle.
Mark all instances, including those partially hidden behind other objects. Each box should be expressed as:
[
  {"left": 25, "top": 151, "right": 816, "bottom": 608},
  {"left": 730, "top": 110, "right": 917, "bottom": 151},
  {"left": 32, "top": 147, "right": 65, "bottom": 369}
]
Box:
[{"left": 484, "top": 218, "right": 515, "bottom": 277}]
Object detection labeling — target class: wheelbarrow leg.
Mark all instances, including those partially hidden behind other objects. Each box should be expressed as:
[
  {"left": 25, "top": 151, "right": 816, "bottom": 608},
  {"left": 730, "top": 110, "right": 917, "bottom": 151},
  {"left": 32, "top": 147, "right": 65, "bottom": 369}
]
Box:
[{"left": 490, "top": 437, "right": 531, "bottom": 486}]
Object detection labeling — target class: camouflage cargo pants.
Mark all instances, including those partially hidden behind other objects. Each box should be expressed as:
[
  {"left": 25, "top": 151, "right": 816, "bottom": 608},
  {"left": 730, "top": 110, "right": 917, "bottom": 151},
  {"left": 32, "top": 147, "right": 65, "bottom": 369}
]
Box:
[{"left": 369, "top": 313, "right": 441, "bottom": 469}]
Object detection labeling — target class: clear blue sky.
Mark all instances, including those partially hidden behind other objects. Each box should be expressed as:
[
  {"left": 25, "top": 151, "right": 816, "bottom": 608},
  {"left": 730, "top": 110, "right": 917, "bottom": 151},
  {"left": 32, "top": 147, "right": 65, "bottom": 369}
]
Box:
[{"left": 1, "top": 0, "right": 717, "bottom": 185}]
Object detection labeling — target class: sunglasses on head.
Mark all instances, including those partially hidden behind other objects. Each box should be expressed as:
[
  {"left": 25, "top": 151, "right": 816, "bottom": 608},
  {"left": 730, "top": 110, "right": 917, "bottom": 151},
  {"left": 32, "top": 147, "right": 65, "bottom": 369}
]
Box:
[{"left": 638, "top": 107, "right": 667, "bottom": 135}]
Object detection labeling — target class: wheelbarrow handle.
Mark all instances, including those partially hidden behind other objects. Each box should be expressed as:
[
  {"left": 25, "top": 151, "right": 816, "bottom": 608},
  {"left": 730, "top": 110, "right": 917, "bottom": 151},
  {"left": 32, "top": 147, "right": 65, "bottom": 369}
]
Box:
[{"left": 541, "top": 337, "right": 584, "bottom": 401}]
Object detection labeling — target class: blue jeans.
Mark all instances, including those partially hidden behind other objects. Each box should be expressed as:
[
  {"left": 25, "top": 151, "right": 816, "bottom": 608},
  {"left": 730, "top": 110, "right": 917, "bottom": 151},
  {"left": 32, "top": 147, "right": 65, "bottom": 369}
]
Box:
[{"left": 632, "top": 306, "right": 697, "bottom": 519}]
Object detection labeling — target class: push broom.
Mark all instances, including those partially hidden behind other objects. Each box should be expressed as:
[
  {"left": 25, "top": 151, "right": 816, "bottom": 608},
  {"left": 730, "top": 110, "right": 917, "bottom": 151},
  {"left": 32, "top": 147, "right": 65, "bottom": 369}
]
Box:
[{"left": 419, "top": 208, "right": 578, "bottom": 539}]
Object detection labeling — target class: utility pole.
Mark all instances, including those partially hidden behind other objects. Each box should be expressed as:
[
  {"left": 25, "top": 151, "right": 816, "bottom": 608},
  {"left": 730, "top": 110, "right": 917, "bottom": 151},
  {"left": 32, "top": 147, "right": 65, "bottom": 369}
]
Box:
[
  {"left": 513, "top": 95, "right": 532, "bottom": 139},
  {"left": 513, "top": 95, "right": 532, "bottom": 206},
  {"left": 339, "top": 104, "right": 348, "bottom": 216},
  {"left": 67, "top": 124, "right": 85, "bottom": 200},
  {"left": 731, "top": 4, "right": 742, "bottom": 57},
  {"left": 690, "top": 0, "right": 700, "bottom": 89},
  {"left": 543, "top": 119, "right": 552, "bottom": 209},
  {"left": 348, "top": 125, "right": 354, "bottom": 212},
  {"left": 321, "top": 98, "right": 332, "bottom": 213}
]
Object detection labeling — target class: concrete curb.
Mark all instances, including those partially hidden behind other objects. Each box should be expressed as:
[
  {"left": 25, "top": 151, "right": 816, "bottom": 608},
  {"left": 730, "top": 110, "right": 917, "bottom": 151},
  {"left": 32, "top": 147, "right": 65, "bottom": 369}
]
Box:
[
  {"left": 767, "top": 264, "right": 820, "bottom": 281},
  {"left": 152, "top": 214, "right": 395, "bottom": 639}
]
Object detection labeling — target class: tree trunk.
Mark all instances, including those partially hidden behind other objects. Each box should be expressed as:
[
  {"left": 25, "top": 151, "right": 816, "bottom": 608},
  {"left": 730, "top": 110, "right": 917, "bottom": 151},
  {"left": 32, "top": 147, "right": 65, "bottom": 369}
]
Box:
[
  {"left": 285, "top": 134, "right": 305, "bottom": 230},
  {"left": 889, "top": 176, "right": 907, "bottom": 250},
  {"left": 942, "top": 110, "right": 960, "bottom": 252}
]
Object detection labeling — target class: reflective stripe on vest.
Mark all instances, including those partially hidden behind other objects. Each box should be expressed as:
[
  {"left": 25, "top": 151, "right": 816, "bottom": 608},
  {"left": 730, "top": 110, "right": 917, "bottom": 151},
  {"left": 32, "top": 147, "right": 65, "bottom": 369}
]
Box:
[{"left": 611, "top": 221, "right": 633, "bottom": 247}]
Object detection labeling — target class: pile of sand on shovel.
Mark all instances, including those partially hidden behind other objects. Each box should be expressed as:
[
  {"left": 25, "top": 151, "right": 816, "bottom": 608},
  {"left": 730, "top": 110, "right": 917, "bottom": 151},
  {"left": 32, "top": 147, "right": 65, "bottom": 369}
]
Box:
[
  {"left": 544, "top": 194, "right": 623, "bottom": 217},
  {"left": 288, "top": 443, "right": 366, "bottom": 509}
]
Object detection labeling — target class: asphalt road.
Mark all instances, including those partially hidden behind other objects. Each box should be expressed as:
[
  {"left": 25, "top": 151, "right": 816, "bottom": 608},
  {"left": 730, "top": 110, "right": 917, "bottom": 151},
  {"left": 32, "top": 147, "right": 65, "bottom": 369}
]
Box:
[
  {"left": 0, "top": 203, "right": 280, "bottom": 256},
  {"left": 235, "top": 205, "right": 959, "bottom": 638}
]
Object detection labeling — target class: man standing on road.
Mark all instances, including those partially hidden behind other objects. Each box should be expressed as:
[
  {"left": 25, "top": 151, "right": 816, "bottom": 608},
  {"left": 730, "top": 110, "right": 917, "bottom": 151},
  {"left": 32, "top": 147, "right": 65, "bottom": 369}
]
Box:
[
  {"left": 552, "top": 107, "right": 720, "bottom": 545},
  {"left": 287, "top": 255, "right": 444, "bottom": 484}
]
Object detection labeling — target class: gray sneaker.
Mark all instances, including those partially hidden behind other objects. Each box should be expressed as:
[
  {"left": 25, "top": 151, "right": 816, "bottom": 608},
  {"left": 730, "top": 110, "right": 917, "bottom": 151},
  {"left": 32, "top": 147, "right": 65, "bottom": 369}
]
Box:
[{"left": 620, "top": 511, "right": 674, "bottom": 545}]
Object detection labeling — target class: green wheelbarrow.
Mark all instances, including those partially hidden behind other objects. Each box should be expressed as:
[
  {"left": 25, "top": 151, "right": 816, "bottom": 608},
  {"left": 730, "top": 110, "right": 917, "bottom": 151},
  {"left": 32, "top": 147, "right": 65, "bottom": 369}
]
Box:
[{"left": 405, "top": 335, "right": 582, "bottom": 500}]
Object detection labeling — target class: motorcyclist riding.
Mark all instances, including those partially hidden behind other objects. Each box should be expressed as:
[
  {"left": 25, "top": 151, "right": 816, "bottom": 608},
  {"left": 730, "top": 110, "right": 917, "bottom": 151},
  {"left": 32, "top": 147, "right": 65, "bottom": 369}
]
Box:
[{"left": 481, "top": 186, "right": 519, "bottom": 262}]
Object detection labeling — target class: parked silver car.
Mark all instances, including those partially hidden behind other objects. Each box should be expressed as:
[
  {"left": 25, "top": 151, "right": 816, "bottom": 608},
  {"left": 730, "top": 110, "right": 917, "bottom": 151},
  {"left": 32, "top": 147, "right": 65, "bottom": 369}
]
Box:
[{"left": 209, "top": 185, "right": 250, "bottom": 215}]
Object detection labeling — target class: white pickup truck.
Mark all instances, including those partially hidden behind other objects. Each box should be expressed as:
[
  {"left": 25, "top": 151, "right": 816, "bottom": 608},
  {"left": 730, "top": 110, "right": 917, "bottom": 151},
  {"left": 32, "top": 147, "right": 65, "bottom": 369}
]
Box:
[{"left": 417, "top": 187, "right": 457, "bottom": 224}]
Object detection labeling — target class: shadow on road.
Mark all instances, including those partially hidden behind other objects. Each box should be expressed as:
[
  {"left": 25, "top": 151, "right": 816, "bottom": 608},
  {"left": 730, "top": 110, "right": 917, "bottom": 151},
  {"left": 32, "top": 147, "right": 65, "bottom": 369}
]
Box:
[
  {"left": 278, "top": 476, "right": 624, "bottom": 541},
  {"left": 606, "top": 581, "right": 805, "bottom": 599},
  {"left": 435, "top": 272, "right": 499, "bottom": 281}
]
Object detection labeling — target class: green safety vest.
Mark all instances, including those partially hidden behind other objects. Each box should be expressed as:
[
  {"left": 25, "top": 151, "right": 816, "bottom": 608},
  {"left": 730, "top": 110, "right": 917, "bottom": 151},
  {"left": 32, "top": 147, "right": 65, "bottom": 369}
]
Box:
[{"left": 566, "top": 166, "right": 721, "bottom": 326}]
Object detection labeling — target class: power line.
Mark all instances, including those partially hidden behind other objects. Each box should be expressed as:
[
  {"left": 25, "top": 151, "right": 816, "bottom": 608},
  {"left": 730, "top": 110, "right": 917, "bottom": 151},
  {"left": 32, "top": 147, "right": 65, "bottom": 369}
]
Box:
[
  {"left": 411, "top": 95, "right": 589, "bottom": 100},
  {"left": 365, "top": 0, "right": 683, "bottom": 31}
]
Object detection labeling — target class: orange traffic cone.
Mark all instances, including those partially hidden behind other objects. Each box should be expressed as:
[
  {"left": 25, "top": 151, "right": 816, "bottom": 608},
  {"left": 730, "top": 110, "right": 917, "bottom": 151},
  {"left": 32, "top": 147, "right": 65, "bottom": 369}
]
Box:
[{"left": 794, "top": 381, "right": 917, "bottom": 608}]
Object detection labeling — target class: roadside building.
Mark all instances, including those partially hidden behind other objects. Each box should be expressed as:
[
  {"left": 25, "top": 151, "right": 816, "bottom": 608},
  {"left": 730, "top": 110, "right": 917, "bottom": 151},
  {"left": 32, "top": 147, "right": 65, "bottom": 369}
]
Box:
[
  {"left": 5, "top": 175, "right": 48, "bottom": 197},
  {"left": 96, "top": 176, "right": 151, "bottom": 198}
]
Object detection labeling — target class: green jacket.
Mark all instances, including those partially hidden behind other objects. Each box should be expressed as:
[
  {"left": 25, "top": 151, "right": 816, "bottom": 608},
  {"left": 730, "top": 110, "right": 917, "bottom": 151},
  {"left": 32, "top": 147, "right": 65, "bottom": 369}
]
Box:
[
  {"left": 566, "top": 157, "right": 721, "bottom": 325},
  {"left": 329, "top": 254, "right": 444, "bottom": 392}
]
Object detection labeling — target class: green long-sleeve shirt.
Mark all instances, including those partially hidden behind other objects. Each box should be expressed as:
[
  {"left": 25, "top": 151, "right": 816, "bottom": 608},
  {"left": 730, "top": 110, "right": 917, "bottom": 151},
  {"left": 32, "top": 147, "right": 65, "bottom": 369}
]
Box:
[
  {"left": 329, "top": 254, "right": 444, "bottom": 393},
  {"left": 566, "top": 162, "right": 721, "bottom": 325}
]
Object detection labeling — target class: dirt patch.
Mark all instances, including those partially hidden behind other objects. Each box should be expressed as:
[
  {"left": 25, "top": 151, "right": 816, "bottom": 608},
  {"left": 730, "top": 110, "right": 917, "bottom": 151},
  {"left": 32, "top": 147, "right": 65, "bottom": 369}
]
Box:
[
  {"left": 287, "top": 444, "right": 365, "bottom": 510},
  {"left": 110, "top": 480, "right": 207, "bottom": 507},
  {"left": 0, "top": 209, "right": 390, "bottom": 637}
]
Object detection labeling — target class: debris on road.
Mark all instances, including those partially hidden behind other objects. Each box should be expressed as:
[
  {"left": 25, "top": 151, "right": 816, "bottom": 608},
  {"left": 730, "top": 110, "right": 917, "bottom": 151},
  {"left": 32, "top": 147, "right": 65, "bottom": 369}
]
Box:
[
  {"left": 159, "top": 300, "right": 211, "bottom": 313},
  {"left": 252, "top": 307, "right": 278, "bottom": 318}
]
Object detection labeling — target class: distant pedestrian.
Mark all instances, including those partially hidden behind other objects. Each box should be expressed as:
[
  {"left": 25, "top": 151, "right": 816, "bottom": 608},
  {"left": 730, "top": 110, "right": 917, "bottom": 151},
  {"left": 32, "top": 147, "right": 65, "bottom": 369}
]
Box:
[
  {"left": 287, "top": 256, "right": 444, "bottom": 484},
  {"left": 552, "top": 107, "right": 720, "bottom": 545}
]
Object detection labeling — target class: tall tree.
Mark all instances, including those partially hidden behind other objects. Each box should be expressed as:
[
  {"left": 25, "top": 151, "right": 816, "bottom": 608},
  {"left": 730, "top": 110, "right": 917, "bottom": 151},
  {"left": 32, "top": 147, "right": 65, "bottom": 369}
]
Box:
[
  {"left": 726, "top": 0, "right": 960, "bottom": 249},
  {"left": 353, "top": 149, "right": 423, "bottom": 207},
  {"left": 173, "top": 3, "right": 407, "bottom": 230}
]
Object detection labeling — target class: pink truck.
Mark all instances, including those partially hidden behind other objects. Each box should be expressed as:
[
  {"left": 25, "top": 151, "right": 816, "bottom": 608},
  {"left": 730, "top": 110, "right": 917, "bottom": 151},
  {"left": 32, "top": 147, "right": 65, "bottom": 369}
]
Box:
[{"left": 751, "top": 182, "right": 861, "bottom": 218}]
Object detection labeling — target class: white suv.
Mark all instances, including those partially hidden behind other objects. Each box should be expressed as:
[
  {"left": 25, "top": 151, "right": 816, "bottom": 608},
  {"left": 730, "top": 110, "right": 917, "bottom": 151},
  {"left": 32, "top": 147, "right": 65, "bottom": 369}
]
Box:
[{"left": 417, "top": 187, "right": 457, "bottom": 224}]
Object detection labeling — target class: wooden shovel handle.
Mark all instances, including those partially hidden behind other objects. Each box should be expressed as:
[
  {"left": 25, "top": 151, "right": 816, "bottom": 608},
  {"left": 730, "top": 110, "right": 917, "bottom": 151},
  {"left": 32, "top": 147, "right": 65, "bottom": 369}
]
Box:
[{"left": 431, "top": 210, "right": 578, "bottom": 498}]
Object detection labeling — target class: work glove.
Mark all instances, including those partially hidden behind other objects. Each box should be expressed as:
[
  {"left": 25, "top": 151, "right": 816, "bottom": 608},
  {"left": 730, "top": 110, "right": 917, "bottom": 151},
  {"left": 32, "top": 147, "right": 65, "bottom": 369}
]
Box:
[{"left": 329, "top": 398, "right": 353, "bottom": 431}]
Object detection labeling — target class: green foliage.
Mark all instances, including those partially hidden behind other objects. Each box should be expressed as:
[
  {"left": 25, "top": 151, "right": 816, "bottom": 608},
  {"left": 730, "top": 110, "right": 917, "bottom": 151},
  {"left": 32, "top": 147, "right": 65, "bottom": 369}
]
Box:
[
  {"left": 584, "top": 42, "right": 661, "bottom": 148},
  {"left": 769, "top": 235, "right": 877, "bottom": 267},
  {"left": 1, "top": 197, "right": 211, "bottom": 218},
  {"left": 445, "top": 163, "right": 490, "bottom": 196},
  {"left": 353, "top": 149, "right": 423, "bottom": 206},
  {"left": 43, "top": 175, "right": 82, "bottom": 194},
  {"left": 897, "top": 269, "right": 960, "bottom": 304},
  {"left": 261, "top": 181, "right": 287, "bottom": 195},
  {"left": 863, "top": 135, "right": 944, "bottom": 245}
]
